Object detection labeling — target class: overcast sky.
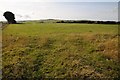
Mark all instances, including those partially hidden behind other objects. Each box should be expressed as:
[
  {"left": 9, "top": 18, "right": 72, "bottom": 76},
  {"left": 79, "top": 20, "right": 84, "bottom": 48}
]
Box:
[
  {"left": 0, "top": 0, "right": 119, "bottom": 21},
  {"left": 0, "top": 0, "right": 119, "bottom": 2}
]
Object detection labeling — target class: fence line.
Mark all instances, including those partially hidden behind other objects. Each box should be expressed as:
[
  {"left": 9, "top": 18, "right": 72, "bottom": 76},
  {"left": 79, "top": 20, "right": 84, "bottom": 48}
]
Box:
[{"left": 0, "top": 22, "right": 9, "bottom": 30}]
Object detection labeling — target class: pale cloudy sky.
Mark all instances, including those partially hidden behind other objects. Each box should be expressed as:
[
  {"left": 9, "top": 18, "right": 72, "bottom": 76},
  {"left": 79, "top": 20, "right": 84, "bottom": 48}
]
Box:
[
  {"left": 0, "top": 0, "right": 119, "bottom": 21},
  {"left": 0, "top": 0, "right": 119, "bottom": 2}
]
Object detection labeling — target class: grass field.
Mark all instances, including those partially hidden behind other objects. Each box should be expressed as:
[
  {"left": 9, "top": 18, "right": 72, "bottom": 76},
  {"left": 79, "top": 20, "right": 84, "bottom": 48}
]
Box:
[{"left": 2, "top": 22, "right": 120, "bottom": 79}]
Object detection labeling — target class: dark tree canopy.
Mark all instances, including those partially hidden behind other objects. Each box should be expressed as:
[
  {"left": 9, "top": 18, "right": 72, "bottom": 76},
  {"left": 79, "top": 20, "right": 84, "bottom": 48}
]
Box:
[{"left": 3, "top": 11, "right": 16, "bottom": 24}]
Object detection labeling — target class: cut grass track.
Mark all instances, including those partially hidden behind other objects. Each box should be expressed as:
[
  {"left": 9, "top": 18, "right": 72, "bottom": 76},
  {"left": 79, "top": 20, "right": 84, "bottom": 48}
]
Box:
[{"left": 2, "top": 22, "right": 119, "bottom": 79}]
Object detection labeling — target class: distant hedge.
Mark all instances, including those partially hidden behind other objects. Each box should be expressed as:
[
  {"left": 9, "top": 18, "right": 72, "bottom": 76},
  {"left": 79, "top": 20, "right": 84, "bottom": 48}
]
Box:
[{"left": 56, "top": 20, "right": 119, "bottom": 24}]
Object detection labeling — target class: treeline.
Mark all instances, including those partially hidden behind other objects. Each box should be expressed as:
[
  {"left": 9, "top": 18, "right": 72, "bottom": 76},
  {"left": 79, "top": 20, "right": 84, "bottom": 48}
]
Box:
[{"left": 56, "top": 20, "right": 119, "bottom": 24}]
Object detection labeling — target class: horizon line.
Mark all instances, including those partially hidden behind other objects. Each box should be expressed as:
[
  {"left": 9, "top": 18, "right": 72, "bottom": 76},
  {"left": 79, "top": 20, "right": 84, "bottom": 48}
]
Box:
[{"left": 0, "top": 19, "right": 119, "bottom": 22}]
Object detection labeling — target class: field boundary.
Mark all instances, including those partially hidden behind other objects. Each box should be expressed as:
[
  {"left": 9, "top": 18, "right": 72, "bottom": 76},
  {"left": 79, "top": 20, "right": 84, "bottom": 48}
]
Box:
[{"left": 0, "top": 22, "right": 9, "bottom": 30}]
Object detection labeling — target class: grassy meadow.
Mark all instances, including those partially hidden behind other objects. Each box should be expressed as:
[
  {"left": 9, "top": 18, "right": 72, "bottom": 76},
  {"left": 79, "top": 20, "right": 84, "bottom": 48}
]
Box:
[{"left": 2, "top": 22, "right": 120, "bottom": 79}]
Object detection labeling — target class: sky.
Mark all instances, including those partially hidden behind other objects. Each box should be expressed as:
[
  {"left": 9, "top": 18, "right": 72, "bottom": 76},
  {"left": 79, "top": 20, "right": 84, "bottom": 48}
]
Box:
[
  {"left": 0, "top": 0, "right": 119, "bottom": 21},
  {"left": 0, "top": 0, "right": 120, "bottom": 2}
]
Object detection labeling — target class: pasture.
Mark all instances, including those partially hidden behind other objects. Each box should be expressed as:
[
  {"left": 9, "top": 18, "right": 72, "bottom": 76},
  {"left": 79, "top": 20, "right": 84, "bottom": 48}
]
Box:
[{"left": 2, "top": 22, "right": 119, "bottom": 79}]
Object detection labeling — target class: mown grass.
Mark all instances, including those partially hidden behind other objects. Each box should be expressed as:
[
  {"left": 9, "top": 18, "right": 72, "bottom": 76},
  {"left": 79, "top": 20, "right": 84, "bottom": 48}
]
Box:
[
  {"left": 3, "top": 22, "right": 118, "bottom": 36},
  {"left": 2, "top": 22, "right": 119, "bottom": 79}
]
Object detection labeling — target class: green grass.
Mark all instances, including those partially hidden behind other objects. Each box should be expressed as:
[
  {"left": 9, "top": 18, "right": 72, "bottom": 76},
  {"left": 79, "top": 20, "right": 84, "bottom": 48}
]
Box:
[
  {"left": 3, "top": 23, "right": 118, "bottom": 36},
  {"left": 2, "top": 22, "right": 119, "bottom": 79}
]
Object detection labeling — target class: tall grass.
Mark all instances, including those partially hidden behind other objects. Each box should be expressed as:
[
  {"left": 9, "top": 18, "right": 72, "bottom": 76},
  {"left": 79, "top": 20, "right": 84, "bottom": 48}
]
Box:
[{"left": 2, "top": 23, "right": 119, "bottom": 79}]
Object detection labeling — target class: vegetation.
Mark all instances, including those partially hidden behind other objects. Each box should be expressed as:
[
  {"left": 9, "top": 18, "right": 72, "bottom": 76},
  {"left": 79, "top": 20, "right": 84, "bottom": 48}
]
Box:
[
  {"left": 0, "top": 24, "right": 2, "bottom": 79},
  {"left": 37, "top": 19, "right": 119, "bottom": 24},
  {"left": 56, "top": 20, "right": 119, "bottom": 24},
  {"left": 2, "top": 22, "right": 120, "bottom": 79}
]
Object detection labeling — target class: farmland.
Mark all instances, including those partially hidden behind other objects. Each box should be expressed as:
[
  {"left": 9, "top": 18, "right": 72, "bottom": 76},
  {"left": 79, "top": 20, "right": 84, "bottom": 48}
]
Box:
[{"left": 2, "top": 22, "right": 119, "bottom": 79}]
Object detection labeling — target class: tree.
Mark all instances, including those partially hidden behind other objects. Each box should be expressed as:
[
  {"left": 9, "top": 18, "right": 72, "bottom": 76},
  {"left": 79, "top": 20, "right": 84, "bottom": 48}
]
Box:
[{"left": 3, "top": 11, "right": 16, "bottom": 24}]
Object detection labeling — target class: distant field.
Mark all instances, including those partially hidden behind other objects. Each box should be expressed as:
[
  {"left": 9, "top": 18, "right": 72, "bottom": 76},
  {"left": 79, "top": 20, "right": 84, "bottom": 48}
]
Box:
[
  {"left": 3, "top": 22, "right": 118, "bottom": 36},
  {"left": 2, "top": 22, "right": 119, "bottom": 79}
]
